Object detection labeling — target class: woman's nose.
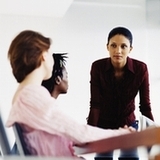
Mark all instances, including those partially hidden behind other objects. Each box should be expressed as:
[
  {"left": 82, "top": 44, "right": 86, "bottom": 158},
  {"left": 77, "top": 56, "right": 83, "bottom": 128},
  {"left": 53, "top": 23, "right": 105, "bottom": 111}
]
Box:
[{"left": 116, "top": 46, "right": 122, "bottom": 54}]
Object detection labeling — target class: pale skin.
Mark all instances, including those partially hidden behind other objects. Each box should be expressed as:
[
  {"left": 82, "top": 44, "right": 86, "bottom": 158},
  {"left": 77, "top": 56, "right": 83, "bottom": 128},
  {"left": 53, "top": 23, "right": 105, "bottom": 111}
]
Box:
[{"left": 106, "top": 34, "right": 133, "bottom": 80}]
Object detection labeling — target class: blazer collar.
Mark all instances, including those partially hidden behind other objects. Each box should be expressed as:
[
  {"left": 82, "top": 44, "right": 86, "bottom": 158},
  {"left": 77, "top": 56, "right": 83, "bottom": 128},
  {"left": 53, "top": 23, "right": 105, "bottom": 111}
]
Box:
[{"left": 105, "top": 57, "right": 135, "bottom": 74}]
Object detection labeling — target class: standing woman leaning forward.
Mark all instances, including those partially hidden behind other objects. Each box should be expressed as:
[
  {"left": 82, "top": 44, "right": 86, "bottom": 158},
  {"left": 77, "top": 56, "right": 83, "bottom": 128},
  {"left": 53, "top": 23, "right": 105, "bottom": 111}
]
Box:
[
  {"left": 87, "top": 26, "right": 154, "bottom": 160},
  {"left": 6, "top": 30, "right": 135, "bottom": 157}
]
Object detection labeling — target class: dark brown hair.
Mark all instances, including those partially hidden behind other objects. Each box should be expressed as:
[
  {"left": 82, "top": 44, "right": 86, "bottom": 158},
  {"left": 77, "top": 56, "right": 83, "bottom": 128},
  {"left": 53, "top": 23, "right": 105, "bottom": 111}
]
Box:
[
  {"left": 8, "top": 30, "right": 51, "bottom": 82},
  {"left": 107, "top": 26, "right": 133, "bottom": 47}
]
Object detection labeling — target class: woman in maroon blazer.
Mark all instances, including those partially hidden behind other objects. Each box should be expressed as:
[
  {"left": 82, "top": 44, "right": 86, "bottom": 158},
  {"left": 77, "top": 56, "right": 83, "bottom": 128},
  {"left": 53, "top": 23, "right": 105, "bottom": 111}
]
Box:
[{"left": 87, "top": 26, "right": 154, "bottom": 160}]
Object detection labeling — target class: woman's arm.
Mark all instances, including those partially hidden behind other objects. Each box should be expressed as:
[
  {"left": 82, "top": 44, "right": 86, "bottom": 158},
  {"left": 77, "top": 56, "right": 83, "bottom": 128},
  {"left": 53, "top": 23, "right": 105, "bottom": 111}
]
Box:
[
  {"left": 87, "top": 62, "right": 101, "bottom": 126},
  {"left": 139, "top": 66, "right": 154, "bottom": 121},
  {"left": 7, "top": 85, "right": 134, "bottom": 145}
]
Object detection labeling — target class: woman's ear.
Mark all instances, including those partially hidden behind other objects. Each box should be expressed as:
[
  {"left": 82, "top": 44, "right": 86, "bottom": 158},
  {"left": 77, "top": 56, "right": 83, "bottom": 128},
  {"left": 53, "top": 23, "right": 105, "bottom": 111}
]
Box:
[
  {"left": 41, "top": 51, "right": 47, "bottom": 61},
  {"left": 129, "top": 46, "right": 133, "bottom": 53},
  {"left": 106, "top": 44, "right": 109, "bottom": 51},
  {"left": 55, "top": 76, "right": 62, "bottom": 85}
]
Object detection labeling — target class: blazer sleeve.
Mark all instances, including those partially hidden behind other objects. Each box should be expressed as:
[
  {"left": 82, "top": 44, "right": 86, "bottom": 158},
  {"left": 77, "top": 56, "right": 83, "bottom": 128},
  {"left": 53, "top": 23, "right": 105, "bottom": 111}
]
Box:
[{"left": 139, "top": 65, "right": 154, "bottom": 121}]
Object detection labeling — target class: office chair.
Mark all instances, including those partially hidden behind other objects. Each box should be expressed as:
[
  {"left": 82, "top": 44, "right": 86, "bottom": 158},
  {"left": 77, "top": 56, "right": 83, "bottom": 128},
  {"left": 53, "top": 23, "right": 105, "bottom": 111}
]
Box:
[
  {"left": 139, "top": 115, "right": 158, "bottom": 130},
  {"left": 13, "top": 123, "right": 31, "bottom": 155},
  {"left": 0, "top": 115, "right": 11, "bottom": 156}
]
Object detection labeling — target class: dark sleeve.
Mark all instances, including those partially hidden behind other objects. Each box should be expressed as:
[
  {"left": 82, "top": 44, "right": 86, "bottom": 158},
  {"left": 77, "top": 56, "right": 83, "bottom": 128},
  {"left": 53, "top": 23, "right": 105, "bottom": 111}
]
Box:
[
  {"left": 87, "top": 108, "right": 100, "bottom": 126},
  {"left": 139, "top": 65, "right": 154, "bottom": 121},
  {"left": 87, "top": 62, "right": 101, "bottom": 126}
]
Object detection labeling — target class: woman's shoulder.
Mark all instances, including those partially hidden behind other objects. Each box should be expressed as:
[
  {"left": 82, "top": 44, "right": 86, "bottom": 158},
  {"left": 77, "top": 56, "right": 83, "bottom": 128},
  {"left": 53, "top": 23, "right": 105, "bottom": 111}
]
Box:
[
  {"left": 93, "top": 57, "right": 109, "bottom": 64},
  {"left": 92, "top": 58, "right": 110, "bottom": 69},
  {"left": 128, "top": 57, "right": 148, "bottom": 73},
  {"left": 131, "top": 58, "right": 146, "bottom": 65},
  {"left": 13, "top": 84, "right": 53, "bottom": 105},
  {"left": 20, "top": 84, "right": 50, "bottom": 97}
]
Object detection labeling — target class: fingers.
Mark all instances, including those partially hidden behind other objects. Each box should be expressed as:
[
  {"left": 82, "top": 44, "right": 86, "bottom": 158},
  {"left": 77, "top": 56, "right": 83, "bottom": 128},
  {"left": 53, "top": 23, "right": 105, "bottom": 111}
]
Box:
[
  {"left": 119, "top": 125, "right": 136, "bottom": 132},
  {"left": 128, "top": 126, "right": 136, "bottom": 132}
]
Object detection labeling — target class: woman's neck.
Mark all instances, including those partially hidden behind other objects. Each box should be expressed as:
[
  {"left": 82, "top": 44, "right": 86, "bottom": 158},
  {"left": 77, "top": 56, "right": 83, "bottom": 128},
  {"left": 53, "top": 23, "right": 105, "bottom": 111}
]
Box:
[
  {"left": 21, "top": 69, "right": 43, "bottom": 86},
  {"left": 111, "top": 58, "right": 127, "bottom": 70},
  {"left": 112, "top": 63, "right": 125, "bottom": 79}
]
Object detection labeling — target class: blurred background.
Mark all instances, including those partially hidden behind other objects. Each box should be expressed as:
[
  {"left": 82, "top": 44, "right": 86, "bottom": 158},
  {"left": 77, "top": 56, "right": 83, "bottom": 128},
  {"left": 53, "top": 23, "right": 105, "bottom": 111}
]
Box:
[{"left": 0, "top": 0, "right": 160, "bottom": 159}]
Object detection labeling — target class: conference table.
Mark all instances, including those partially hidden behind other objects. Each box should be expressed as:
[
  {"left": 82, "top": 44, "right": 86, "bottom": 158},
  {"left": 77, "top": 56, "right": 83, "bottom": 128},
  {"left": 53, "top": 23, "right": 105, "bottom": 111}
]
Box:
[
  {"left": 1, "top": 126, "right": 160, "bottom": 160},
  {"left": 74, "top": 126, "right": 160, "bottom": 160}
]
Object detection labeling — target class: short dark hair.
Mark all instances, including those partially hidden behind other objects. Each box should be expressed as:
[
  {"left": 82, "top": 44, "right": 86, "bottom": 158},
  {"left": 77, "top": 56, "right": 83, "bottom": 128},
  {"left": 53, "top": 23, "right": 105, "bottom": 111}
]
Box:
[
  {"left": 8, "top": 30, "right": 51, "bottom": 83},
  {"left": 42, "top": 53, "right": 68, "bottom": 93},
  {"left": 107, "top": 26, "right": 133, "bottom": 47}
]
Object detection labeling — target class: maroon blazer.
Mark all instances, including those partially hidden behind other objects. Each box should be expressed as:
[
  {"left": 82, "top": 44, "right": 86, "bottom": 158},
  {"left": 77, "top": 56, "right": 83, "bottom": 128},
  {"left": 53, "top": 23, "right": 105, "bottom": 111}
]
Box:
[{"left": 88, "top": 57, "right": 154, "bottom": 129}]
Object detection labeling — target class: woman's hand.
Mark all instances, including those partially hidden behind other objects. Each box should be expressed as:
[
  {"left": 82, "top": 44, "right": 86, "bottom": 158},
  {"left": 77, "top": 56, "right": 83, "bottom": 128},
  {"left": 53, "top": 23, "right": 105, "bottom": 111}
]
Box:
[{"left": 119, "top": 125, "right": 136, "bottom": 132}]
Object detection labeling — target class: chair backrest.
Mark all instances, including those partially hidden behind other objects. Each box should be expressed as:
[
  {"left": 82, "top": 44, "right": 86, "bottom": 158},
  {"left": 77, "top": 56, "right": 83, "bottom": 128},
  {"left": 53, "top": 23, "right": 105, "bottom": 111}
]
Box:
[
  {"left": 139, "top": 115, "right": 159, "bottom": 131},
  {"left": 13, "top": 123, "right": 31, "bottom": 155},
  {"left": 0, "top": 115, "right": 11, "bottom": 155}
]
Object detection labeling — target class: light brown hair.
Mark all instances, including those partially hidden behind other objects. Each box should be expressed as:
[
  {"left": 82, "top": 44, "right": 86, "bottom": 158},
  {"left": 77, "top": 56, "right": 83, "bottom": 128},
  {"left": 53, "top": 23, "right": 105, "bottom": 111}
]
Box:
[{"left": 8, "top": 30, "right": 51, "bottom": 82}]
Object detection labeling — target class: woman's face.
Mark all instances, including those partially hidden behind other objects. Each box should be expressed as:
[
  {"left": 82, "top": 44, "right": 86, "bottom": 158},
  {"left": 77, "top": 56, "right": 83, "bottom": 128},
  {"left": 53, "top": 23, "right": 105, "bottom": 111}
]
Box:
[{"left": 107, "top": 34, "right": 132, "bottom": 66}]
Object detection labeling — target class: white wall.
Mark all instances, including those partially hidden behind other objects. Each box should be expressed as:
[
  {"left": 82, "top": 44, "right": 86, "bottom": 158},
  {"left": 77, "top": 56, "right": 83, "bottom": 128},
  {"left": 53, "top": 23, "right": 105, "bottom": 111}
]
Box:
[{"left": 0, "top": 1, "right": 160, "bottom": 153}]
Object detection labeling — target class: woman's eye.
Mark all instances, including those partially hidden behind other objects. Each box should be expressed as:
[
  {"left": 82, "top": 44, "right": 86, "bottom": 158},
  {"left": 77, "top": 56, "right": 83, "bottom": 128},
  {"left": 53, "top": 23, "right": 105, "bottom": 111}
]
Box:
[
  {"left": 111, "top": 44, "right": 116, "bottom": 48},
  {"left": 121, "top": 44, "right": 127, "bottom": 49}
]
